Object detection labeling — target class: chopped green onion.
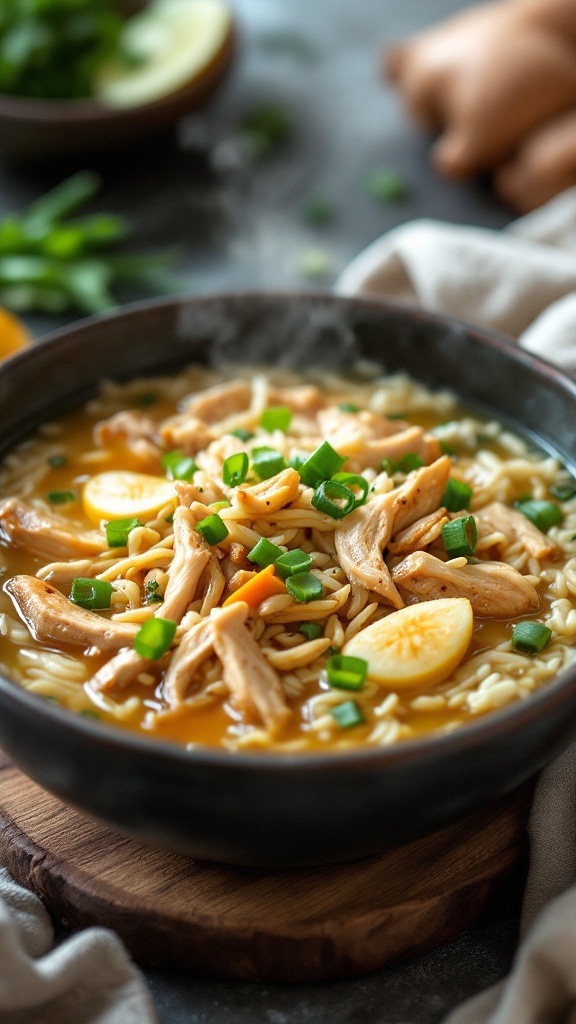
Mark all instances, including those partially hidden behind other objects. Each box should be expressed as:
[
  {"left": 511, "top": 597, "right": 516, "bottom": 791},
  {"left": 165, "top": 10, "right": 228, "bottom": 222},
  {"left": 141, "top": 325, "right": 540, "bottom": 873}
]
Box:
[
  {"left": 48, "top": 454, "right": 67, "bottom": 468},
  {"left": 303, "top": 195, "right": 336, "bottom": 226},
  {"left": 105, "top": 517, "right": 141, "bottom": 548},
  {"left": 285, "top": 572, "right": 324, "bottom": 603},
  {"left": 288, "top": 454, "right": 306, "bottom": 471},
  {"left": 442, "top": 516, "right": 478, "bottom": 558},
  {"left": 134, "top": 617, "right": 177, "bottom": 660},
  {"left": 331, "top": 472, "right": 369, "bottom": 507},
  {"left": 144, "top": 580, "right": 162, "bottom": 605},
  {"left": 326, "top": 654, "right": 368, "bottom": 691},
  {"left": 137, "top": 392, "right": 157, "bottom": 407},
  {"left": 439, "top": 441, "right": 455, "bottom": 456},
  {"left": 260, "top": 406, "right": 292, "bottom": 433},
  {"left": 165, "top": 512, "right": 174, "bottom": 523},
  {"left": 515, "top": 499, "right": 563, "bottom": 533},
  {"left": 511, "top": 621, "right": 552, "bottom": 655},
  {"left": 312, "top": 480, "right": 356, "bottom": 519},
  {"left": 387, "top": 413, "right": 406, "bottom": 421},
  {"left": 69, "top": 577, "right": 113, "bottom": 610},
  {"left": 211, "top": 500, "right": 231, "bottom": 512},
  {"left": 380, "top": 457, "right": 398, "bottom": 476},
  {"left": 298, "top": 621, "right": 323, "bottom": 641},
  {"left": 275, "top": 548, "right": 313, "bottom": 580},
  {"left": 161, "top": 450, "right": 198, "bottom": 481},
  {"left": 230, "top": 428, "right": 254, "bottom": 442},
  {"left": 366, "top": 168, "right": 409, "bottom": 203},
  {"left": 247, "top": 537, "right": 284, "bottom": 568},
  {"left": 195, "top": 514, "right": 229, "bottom": 545},
  {"left": 338, "top": 402, "right": 359, "bottom": 413},
  {"left": 251, "top": 446, "right": 287, "bottom": 480},
  {"left": 398, "top": 452, "right": 424, "bottom": 473},
  {"left": 442, "top": 478, "right": 473, "bottom": 513},
  {"left": 330, "top": 700, "right": 365, "bottom": 728},
  {"left": 222, "top": 452, "right": 249, "bottom": 488},
  {"left": 47, "top": 490, "right": 76, "bottom": 504},
  {"left": 299, "top": 441, "right": 347, "bottom": 487},
  {"left": 550, "top": 485, "right": 576, "bottom": 502}
]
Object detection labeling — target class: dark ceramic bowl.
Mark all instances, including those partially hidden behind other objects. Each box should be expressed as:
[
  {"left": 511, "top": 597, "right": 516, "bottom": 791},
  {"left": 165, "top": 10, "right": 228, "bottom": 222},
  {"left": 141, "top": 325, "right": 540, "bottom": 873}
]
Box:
[
  {"left": 0, "top": 18, "right": 236, "bottom": 160},
  {"left": 0, "top": 292, "right": 575, "bottom": 867}
]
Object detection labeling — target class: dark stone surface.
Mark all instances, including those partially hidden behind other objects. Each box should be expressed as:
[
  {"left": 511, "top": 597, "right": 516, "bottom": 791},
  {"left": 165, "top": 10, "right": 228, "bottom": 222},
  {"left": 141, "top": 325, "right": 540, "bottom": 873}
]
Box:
[{"left": 0, "top": 0, "right": 522, "bottom": 1019}]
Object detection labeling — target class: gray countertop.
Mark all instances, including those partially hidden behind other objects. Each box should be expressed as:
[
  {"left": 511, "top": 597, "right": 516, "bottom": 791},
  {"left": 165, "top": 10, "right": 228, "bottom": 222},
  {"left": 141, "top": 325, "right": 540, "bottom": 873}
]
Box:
[{"left": 0, "top": 1, "right": 522, "bottom": 1020}]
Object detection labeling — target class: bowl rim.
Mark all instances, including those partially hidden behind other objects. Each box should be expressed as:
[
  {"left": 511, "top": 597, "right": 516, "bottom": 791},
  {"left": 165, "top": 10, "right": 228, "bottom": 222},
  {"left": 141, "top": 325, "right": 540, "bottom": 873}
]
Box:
[{"left": 1, "top": 288, "right": 575, "bottom": 775}]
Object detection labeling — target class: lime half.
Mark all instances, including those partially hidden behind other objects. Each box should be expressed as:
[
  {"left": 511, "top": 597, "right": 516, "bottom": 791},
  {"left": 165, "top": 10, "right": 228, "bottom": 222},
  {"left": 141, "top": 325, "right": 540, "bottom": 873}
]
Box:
[{"left": 95, "top": 0, "right": 233, "bottom": 108}]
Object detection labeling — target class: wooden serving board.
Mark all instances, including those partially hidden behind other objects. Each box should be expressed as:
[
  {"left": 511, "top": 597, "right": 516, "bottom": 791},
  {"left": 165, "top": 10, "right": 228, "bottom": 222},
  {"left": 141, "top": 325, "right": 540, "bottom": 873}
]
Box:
[{"left": 0, "top": 750, "right": 532, "bottom": 982}]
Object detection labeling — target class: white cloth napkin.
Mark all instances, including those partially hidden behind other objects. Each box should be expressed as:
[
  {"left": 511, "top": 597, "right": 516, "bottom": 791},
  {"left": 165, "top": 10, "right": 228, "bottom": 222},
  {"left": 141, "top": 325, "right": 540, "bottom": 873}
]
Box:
[
  {"left": 337, "top": 188, "right": 576, "bottom": 1024},
  {"left": 1, "top": 190, "right": 576, "bottom": 1024},
  {"left": 0, "top": 869, "right": 157, "bottom": 1022}
]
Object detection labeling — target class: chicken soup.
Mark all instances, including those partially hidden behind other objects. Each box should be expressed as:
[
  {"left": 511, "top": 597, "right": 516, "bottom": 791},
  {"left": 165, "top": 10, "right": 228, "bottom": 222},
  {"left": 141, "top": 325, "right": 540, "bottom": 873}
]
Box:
[{"left": 0, "top": 367, "right": 575, "bottom": 752}]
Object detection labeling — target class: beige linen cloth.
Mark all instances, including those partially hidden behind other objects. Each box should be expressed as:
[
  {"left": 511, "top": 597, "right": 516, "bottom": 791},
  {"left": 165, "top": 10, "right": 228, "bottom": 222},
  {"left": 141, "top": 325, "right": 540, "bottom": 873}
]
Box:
[{"left": 1, "top": 189, "right": 576, "bottom": 1023}]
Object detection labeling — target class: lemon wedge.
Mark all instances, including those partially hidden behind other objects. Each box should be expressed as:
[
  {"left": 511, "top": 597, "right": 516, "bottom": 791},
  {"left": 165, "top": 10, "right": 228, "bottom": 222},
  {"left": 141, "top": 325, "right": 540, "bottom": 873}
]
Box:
[
  {"left": 343, "top": 598, "right": 473, "bottom": 690},
  {"left": 0, "top": 306, "right": 31, "bottom": 361},
  {"left": 95, "top": 0, "right": 233, "bottom": 108},
  {"left": 83, "top": 471, "right": 176, "bottom": 524}
]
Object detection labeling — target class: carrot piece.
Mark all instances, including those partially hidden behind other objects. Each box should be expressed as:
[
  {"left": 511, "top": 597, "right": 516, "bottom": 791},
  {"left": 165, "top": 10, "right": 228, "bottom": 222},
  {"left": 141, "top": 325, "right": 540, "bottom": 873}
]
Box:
[{"left": 222, "top": 563, "right": 286, "bottom": 609}]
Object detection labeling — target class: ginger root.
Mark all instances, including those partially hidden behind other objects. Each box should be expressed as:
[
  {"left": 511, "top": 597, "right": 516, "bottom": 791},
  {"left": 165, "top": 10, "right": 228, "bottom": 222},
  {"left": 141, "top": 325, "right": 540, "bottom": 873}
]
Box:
[{"left": 385, "top": 0, "right": 576, "bottom": 211}]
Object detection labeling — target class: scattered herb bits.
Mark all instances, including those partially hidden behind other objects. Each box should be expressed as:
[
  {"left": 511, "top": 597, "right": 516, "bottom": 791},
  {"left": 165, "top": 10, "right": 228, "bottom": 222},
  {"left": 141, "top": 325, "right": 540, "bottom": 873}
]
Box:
[
  {"left": 515, "top": 499, "right": 563, "bottom": 532},
  {"left": 47, "top": 489, "right": 76, "bottom": 504},
  {"left": 326, "top": 654, "right": 368, "bottom": 691},
  {"left": 105, "top": 516, "right": 140, "bottom": 548},
  {"left": 330, "top": 700, "right": 365, "bottom": 728},
  {"left": 260, "top": 406, "right": 292, "bottom": 433},
  {"left": 195, "top": 514, "right": 229, "bottom": 546},
  {"left": 285, "top": 572, "right": 323, "bottom": 603},
  {"left": 134, "top": 617, "right": 176, "bottom": 660},
  {"left": 69, "top": 577, "right": 113, "bottom": 610},
  {"left": 442, "top": 515, "right": 478, "bottom": 558},
  {"left": 511, "top": 621, "right": 552, "bottom": 655},
  {"left": 162, "top": 450, "right": 198, "bottom": 482},
  {"left": 442, "top": 478, "right": 473, "bottom": 512},
  {"left": 397, "top": 452, "right": 424, "bottom": 473},
  {"left": 248, "top": 537, "right": 284, "bottom": 569},
  {"left": 299, "top": 621, "right": 323, "bottom": 641},
  {"left": 274, "top": 548, "right": 313, "bottom": 580},
  {"left": 550, "top": 485, "right": 576, "bottom": 502},
  {"left": 251, "top": 447, "right": 287, "bottom": 481},
  {"left": 366, "top": 168, "right": 409, "bottom": 203},
  {"left": 222, "top": 452, "right": 249, "bottom": 487},
  {"left": 312, "top": 479, "right": 357, "bottom": 520}
]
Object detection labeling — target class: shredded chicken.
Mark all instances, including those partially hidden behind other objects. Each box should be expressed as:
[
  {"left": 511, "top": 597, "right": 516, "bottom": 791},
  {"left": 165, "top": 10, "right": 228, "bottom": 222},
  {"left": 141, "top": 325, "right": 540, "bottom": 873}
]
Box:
[
  {"left": 234, "top": 467, "right": 301, "bottom": 515},
  {"left": 269, "top": 384, "right": 327, "bottom": 416},
  {"left": 163, "top": 617, "right": 215, "bottom": 705},
  {"left": 391, "top": 551, "right": 540, "bottom": 617},
  {"left": 94, "top": 410, "right": 158, "bottom": 448},
  {"left": 199, "top": 552, "right": 226, "bottom": 611},
  {"left": 5, "top": 575, "right": 139, "bottom": 652},
  {"left": 0, "top": 498, "right": 105, "bottom": 560},
  {"left": 335, "top": 456, "right": 452, "bottom": 606},
  {"left": 183, "top": 381, "right": 252, "bottom": 423},
  {"left": 318, "top": 408, "right": 441, "bottom": 470},
  {"left": 211, "top": 602, "right": 291, "bottom": 730},
  {"left": 160, "top": 415, "right": 215, "bottom": 456},
  {"left": 89, "top": 648, "right": 157, "bottom": 692},
  {"left": 388, "top": 508, "right": 450, "bottom": 555},
  {"left": 157, "top": 507, "right": 211, "bottom": 623},
  {"left": 475, "top": 501, "right": 558, "bottom": 559}
]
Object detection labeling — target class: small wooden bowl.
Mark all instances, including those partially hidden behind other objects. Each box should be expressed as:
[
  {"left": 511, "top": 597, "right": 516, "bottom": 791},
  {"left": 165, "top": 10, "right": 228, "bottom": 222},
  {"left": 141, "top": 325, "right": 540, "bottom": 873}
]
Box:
[{"left": 0, "top": 19, "right": 236, "bottom": 160}]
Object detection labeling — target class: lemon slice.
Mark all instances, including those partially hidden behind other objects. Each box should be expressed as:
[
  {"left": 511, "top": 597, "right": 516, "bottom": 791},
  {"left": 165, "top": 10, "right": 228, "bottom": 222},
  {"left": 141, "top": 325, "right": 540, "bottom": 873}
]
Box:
[
  {"left": 0, "top": 306, "right": 31, "bottom": 361},
  {"left": 95, "top": 0, "right": 233, "bottom": 108},
  {"left": 343, "top": 598, "right": 473, "bottom": 690},
  {"left": 83, "top": 471, "right": 176, "bottom": 524}
]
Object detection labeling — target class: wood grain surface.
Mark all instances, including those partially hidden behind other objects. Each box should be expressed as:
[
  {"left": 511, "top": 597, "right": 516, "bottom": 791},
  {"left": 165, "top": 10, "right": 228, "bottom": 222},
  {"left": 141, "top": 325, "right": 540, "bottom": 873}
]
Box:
[{"left": 0, "top": 750, "right": 532, "bottom": 982}]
